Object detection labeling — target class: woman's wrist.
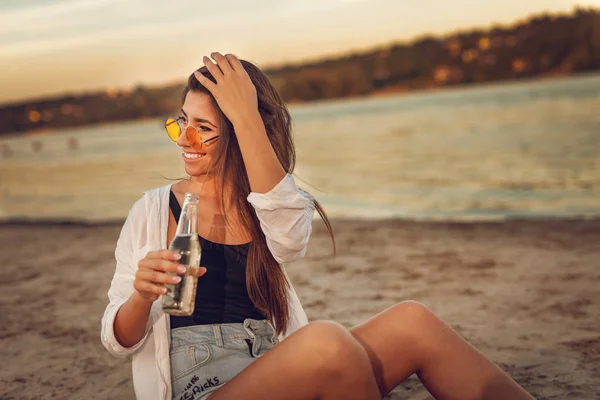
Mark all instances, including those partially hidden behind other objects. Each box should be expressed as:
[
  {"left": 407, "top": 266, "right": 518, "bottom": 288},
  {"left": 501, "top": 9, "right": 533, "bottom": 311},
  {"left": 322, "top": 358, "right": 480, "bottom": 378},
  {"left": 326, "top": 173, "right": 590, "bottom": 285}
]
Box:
[
  {"left": 132, "top": 290, "right": 155, "bottom": 309},
  {"left": 231, "top": 109, "right": 263, "bottom": 133}
]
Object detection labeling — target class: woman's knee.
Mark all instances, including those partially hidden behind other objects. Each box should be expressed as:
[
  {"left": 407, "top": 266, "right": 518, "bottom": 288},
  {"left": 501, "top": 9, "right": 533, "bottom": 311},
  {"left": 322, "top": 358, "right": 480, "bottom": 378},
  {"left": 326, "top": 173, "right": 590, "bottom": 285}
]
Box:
[
  {"left": 384, "top": 301, "right": 443, "bottom": 344},
  {"left": 296, "top": 320, "right": 356, "bottom": 356},
  {"left": 295, "top": 321, "right": 370, "bottom": 370},
  {"left": 389, "top": 300, "right": 438, "bottom": 326}
]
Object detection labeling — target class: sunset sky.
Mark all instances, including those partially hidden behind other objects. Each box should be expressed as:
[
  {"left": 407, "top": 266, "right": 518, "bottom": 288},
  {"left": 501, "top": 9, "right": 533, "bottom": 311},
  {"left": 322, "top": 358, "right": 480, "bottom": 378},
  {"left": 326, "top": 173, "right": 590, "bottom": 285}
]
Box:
[{"left": 0, "top": 0, "right": 598, "bottom": 104}]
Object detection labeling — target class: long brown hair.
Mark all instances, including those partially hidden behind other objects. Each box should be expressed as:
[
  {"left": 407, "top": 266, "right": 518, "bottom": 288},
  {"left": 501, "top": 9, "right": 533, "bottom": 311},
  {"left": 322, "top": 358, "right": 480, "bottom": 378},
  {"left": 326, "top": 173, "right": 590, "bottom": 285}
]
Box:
[{"left": 182, "top": 60, "right": 335, "bottom": 335}]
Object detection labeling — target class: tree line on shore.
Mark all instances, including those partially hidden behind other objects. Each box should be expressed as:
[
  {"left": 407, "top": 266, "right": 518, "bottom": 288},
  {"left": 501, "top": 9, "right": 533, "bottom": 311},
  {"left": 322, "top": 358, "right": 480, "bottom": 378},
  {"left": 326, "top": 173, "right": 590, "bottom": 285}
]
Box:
[{"left": 1, "top": 8, "right": 598, "bottom": 136}]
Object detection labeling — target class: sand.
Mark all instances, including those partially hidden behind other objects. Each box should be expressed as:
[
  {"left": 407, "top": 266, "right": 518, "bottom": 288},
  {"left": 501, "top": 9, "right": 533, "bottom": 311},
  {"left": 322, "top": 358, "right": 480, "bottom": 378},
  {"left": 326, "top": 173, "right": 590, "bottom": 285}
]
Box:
[{"left": 0, "top": 219, "right": 599, "bottom": 399}]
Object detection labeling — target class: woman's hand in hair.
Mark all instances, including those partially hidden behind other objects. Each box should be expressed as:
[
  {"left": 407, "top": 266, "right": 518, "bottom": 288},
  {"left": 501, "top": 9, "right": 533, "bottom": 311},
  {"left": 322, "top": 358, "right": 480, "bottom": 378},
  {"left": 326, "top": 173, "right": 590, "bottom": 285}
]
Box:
[
  {"left": 134, "top": 250, "right": 207, "bottom": 303},
  {"left": 194, "top": 52, "right": 259, "bottom": 127}
]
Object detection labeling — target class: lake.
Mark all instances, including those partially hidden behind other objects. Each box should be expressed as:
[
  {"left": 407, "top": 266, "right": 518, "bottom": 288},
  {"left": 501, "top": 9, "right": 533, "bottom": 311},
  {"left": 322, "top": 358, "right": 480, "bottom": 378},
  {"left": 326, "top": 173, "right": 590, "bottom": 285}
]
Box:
[{"left": 1, "top": 73, "right": 599, "bottom": 222}]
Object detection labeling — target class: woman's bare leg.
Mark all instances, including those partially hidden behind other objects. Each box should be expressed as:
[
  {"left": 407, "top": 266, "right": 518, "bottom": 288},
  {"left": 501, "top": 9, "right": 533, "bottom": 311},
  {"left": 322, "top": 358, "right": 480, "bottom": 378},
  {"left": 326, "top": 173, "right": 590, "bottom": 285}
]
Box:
[
  {"left": 209, "top": 321, "right": 381, "bottom": 400},
  {"left": 350, "top": 301, "right": 535, "bottom": 400}
]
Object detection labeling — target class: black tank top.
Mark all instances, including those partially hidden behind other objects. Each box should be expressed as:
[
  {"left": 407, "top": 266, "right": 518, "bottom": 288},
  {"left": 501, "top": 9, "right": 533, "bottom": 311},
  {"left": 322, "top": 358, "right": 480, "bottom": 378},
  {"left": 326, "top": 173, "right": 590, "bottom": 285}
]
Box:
[{"left": 168, "top": 190, "right": 266, "bottom": 329}]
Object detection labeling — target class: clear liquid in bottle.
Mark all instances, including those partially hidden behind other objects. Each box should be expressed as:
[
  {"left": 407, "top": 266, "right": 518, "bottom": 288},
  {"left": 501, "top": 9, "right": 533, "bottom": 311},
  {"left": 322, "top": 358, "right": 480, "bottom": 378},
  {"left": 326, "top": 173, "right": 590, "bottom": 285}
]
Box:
[{"left": 161, "top": 193, "right": 201, "bottom": 316}]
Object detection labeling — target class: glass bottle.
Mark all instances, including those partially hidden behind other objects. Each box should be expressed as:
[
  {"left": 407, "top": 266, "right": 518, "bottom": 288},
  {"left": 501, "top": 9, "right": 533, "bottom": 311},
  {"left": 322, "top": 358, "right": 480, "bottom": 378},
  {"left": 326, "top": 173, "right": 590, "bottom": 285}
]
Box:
[{"left": 161, "top": 193, "right": 201, "bottom": 316}]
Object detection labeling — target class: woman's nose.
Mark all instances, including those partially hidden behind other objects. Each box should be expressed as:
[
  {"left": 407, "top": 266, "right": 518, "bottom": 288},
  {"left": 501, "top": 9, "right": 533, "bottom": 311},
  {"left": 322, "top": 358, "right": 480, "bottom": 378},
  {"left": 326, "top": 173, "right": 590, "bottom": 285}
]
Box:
[{"left": 176, "top": 125, "right": 190, "bottom": 147}]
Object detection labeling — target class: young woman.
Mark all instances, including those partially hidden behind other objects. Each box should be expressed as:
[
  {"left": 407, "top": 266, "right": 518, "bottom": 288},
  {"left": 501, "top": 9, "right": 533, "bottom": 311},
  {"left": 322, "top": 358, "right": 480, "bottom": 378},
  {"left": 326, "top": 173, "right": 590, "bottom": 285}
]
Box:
[{"left": 102, "top": 53, "right": 534, "bottom": 400}]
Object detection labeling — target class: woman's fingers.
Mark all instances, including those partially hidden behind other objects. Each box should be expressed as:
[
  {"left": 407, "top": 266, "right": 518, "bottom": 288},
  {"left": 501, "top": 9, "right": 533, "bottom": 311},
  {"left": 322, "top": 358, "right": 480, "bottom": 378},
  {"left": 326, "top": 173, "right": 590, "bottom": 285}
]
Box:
[
  {"left": 203, "top": 55, "right": 224, "bottom": 80},
  {"left": 144, "top": 249, "right": 181, "bottom": 261},
  {"left": 134, "top": 279, "right": 167, "bottom": 296},
  {"left": 224, "top": 53, "right": 244, "bottom": 73},
  {"left": 136, "top": 268, "right": 182, "bottom": 285},
  {"left": 194, "top": 70, "right": 217, "bottom": 93},
  {"left": 211, "top": 52, "right": 234, "bottom": 75},
  {"left": 134, "top": 249, "right": 208, "bottom": 301},
  {"left": 138, "top": 257, "right": 186, "bottom": 274}
]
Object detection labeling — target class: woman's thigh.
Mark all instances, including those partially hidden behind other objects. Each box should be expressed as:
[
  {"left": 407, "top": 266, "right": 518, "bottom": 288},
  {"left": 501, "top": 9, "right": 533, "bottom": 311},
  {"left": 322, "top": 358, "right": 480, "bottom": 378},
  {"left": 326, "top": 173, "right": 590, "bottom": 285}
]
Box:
[
  {"left": 349, "top": 301, "right": 432, "bottom": 396},
  {"left": 208, "top": 321, "right": 381, "bottom": 400}
]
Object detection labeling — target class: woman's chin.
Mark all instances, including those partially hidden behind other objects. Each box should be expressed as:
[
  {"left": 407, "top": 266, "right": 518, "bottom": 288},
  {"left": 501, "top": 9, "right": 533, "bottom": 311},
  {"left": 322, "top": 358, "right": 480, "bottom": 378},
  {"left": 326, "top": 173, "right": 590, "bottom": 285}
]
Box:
[{"left": 184, "top": 162, "right": 211, "bottom": 177}]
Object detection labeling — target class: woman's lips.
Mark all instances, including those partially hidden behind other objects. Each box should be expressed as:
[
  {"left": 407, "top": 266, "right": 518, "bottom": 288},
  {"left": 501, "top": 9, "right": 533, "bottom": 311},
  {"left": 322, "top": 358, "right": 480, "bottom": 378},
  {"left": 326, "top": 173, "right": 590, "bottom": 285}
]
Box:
[{"left": 182, "top": 152, "right": 206, "bottom": 161}]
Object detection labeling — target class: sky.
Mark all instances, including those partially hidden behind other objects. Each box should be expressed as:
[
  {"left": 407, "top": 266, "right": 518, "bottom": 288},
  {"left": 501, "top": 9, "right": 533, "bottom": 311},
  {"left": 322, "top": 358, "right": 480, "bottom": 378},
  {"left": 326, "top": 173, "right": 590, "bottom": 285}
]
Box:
[{"left": 0, "top": 0, "right": 598, "bottom": 104}]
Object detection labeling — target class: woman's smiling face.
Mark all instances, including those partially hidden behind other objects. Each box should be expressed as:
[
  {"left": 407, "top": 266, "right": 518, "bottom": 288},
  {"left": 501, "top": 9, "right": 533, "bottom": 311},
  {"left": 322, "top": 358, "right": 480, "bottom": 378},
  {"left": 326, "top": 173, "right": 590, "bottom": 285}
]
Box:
[{"left": 177, "top": 91, "right": 221, "bottom": 177}]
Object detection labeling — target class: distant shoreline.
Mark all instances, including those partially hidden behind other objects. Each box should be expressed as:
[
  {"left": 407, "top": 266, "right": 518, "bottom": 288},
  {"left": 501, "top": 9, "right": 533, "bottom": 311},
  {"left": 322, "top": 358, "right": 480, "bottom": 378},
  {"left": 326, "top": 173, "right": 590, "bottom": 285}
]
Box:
[{"left": 2, "top": 71, "right": 597, "bottom": 139}]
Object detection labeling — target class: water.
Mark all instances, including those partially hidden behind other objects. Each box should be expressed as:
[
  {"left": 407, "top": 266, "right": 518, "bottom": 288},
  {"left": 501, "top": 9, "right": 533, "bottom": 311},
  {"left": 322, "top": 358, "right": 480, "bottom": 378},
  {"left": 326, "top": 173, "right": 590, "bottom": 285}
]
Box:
[
  {"left": 163, "top": 234, "right": 201, "bottom": 316},
  {"left": 1, "top": 73, "right": 599, "bottom": 222}
]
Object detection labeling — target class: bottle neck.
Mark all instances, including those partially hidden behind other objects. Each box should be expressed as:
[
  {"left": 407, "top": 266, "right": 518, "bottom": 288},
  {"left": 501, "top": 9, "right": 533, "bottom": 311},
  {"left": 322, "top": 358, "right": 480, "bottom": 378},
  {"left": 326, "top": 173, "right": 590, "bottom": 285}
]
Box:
[{"left": 175, "top": 194, "right": 199, "bottom": 236}]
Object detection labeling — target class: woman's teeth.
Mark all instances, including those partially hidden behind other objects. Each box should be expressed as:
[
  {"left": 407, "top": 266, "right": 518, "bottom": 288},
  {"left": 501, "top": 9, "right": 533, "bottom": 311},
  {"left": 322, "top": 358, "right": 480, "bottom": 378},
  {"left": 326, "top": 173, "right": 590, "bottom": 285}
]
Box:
[{"left": 183, "top": 152, "right": 206, "bottom": 160}]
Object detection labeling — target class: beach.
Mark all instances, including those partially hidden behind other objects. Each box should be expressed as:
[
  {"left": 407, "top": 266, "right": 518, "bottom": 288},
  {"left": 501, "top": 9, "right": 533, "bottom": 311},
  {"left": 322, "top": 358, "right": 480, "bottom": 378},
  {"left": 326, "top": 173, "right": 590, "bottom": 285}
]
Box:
[{"left": 0, "top": 218, "right": 598, "bottom": 399}]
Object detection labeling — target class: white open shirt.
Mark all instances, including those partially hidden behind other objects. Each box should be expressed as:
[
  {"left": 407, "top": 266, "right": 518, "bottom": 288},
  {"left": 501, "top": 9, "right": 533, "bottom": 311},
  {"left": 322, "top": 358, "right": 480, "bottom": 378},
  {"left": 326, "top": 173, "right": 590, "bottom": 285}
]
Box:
[{"left": 101, "top": 174, "right": 312, "bottom": 400}]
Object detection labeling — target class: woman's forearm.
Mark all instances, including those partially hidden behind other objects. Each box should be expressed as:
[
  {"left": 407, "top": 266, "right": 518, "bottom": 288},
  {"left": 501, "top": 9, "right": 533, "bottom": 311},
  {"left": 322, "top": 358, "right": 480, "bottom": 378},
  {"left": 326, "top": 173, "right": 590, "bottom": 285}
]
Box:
[
  {"left": 113, "top": 291, "right": 153, "bottom": 348},
  {"left": 233, "top": 112, "right": 286, "bottom": 194}
]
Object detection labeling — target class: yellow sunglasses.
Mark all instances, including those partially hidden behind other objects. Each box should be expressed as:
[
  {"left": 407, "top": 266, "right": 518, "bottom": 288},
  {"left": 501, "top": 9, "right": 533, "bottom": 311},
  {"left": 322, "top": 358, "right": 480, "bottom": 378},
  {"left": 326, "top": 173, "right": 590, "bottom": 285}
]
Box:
[{"left": 165, "top": 117, "right": 219, "bottom": 151}]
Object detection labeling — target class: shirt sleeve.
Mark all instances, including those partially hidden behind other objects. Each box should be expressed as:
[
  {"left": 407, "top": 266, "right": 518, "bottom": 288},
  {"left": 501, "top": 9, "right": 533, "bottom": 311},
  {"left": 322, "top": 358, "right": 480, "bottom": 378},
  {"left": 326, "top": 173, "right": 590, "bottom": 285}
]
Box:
[
  {"left": 100, "top": 198, "right": 153, "bottom": 357},
  {"left": 246, "top": 173, "right": 315, "bottom": 264}
]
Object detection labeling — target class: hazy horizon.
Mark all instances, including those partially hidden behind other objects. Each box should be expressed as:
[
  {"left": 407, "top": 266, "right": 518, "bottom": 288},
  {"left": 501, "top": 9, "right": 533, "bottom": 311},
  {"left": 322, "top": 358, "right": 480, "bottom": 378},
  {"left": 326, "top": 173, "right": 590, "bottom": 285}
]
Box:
[{"left": 1, "top": 0, "right": 599, "bottom": 105}]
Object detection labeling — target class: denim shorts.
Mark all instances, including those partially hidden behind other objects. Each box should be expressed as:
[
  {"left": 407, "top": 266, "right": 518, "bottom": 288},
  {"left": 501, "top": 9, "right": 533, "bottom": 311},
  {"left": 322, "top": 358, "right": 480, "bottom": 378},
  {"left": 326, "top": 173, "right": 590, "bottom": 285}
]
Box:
[{"left": 169, "top": 318, "right": 279, "bottom": 400}]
